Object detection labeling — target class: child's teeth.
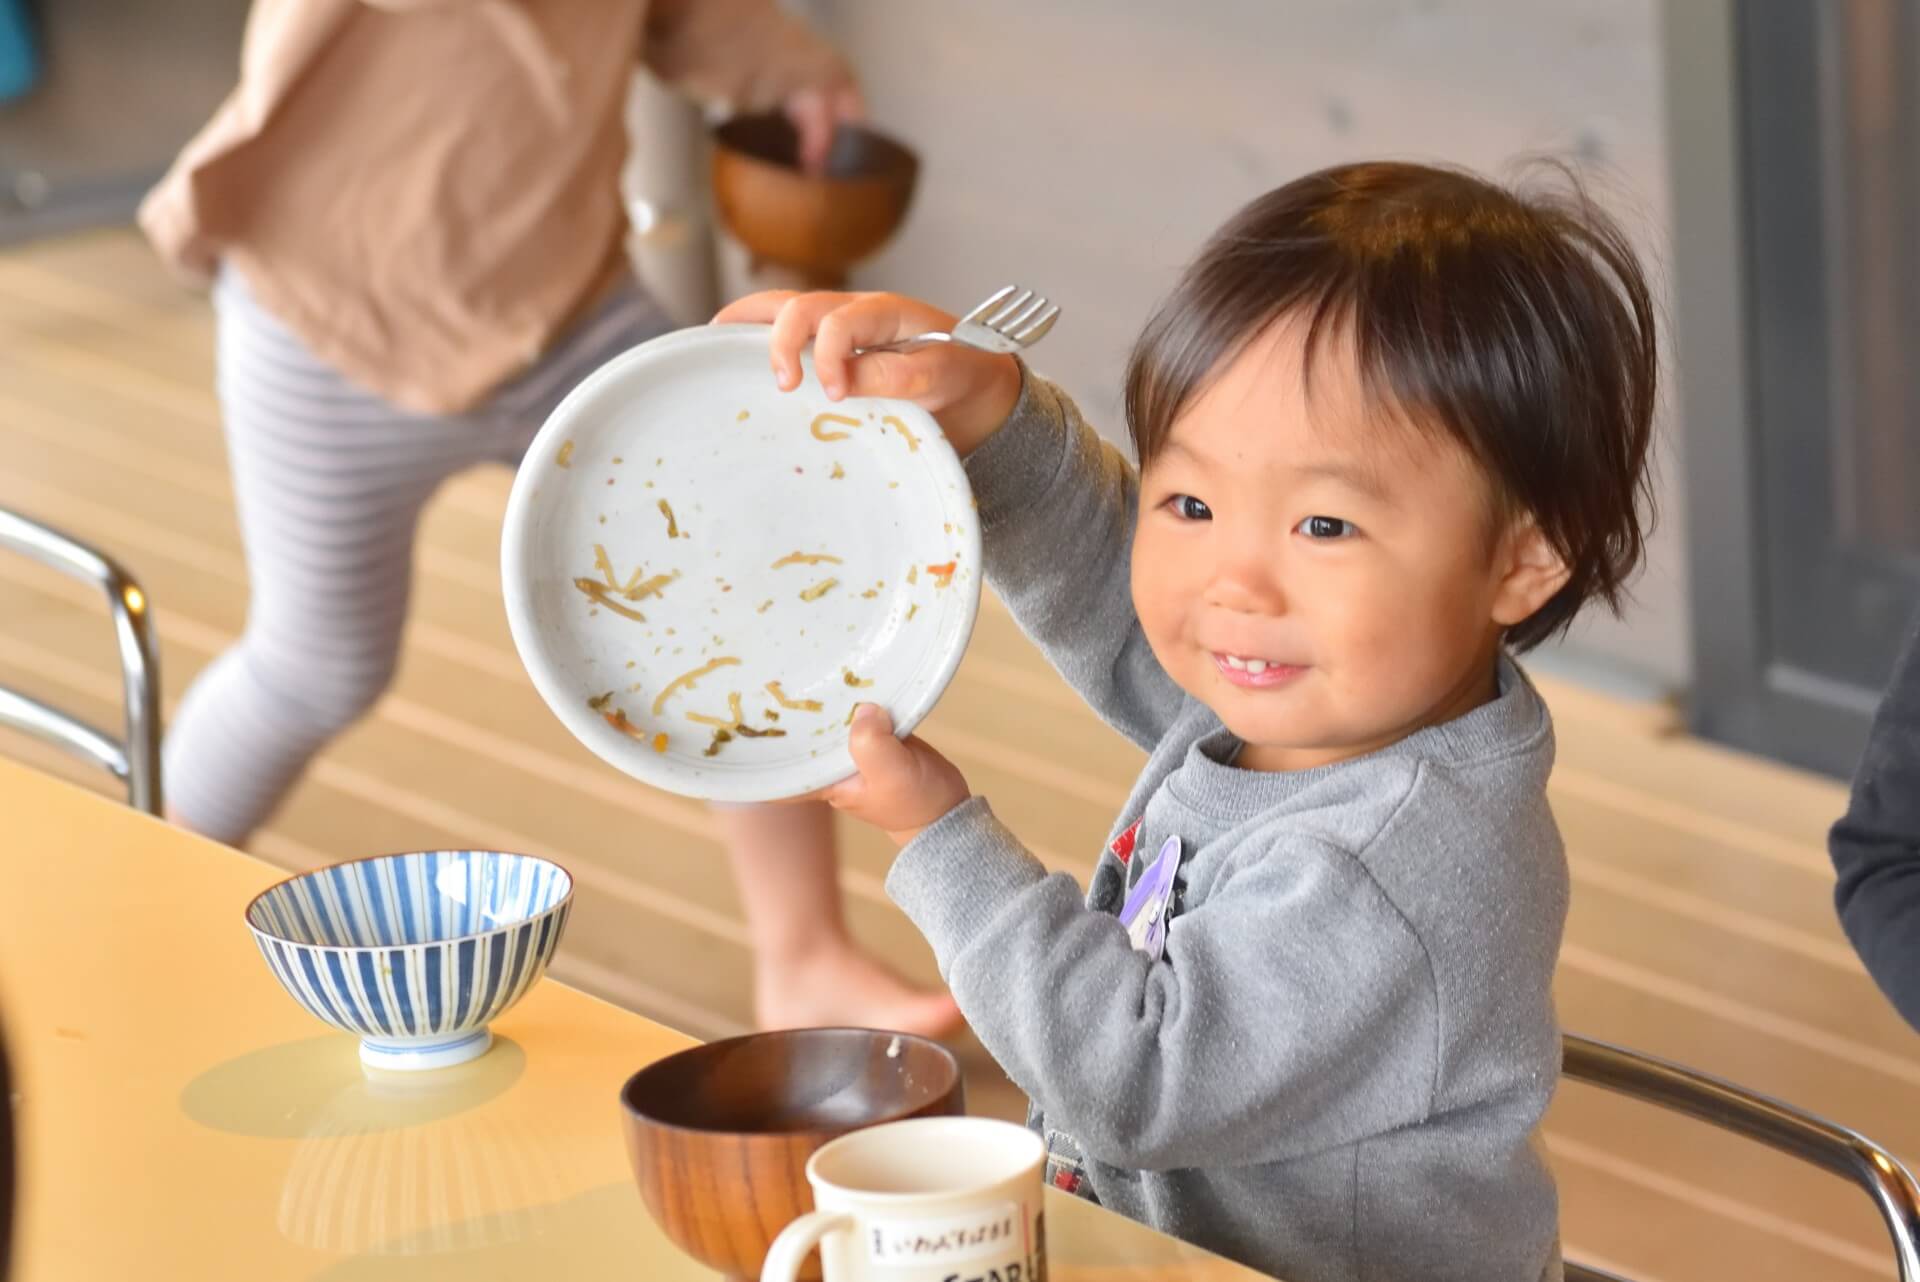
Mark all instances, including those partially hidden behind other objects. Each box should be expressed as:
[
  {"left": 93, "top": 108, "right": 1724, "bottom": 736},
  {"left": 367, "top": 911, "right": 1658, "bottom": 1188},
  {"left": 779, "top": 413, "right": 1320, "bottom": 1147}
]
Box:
[
  {"left": 1224, "top": 654, "right": 1247, "bottom": 670},
  {"left": 1245, "top": 659, "right": 1268, "bottom": 675}
]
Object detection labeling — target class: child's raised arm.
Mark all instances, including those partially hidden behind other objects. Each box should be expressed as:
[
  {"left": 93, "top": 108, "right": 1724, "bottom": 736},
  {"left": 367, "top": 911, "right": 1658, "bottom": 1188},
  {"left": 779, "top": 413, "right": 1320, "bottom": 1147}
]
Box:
[{"left": 963, "top": 368, "right": 1185, "bottom": 748}]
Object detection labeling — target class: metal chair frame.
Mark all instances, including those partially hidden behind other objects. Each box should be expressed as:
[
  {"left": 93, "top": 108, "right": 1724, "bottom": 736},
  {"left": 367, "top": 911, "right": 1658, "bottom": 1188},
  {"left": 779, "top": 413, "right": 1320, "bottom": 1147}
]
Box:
[
  {"left": 0, "top": 506, "right": 162, "bottom": 814},
  {"left": 1561, "top": 1032, "right": 1920, "bottom": 1281}
]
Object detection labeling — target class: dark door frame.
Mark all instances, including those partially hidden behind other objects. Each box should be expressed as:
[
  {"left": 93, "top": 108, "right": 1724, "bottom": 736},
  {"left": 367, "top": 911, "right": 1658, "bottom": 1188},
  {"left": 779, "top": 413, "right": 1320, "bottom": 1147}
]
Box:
[{"left": 1667, "top": 0, "right": 1901, "bottom": 779}]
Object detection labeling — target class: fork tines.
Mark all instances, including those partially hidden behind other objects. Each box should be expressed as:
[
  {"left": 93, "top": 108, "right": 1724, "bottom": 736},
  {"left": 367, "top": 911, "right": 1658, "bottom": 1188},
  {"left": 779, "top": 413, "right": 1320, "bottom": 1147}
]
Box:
[{"left": 976, "top": 286, "right": 1060, "bottom": 344}]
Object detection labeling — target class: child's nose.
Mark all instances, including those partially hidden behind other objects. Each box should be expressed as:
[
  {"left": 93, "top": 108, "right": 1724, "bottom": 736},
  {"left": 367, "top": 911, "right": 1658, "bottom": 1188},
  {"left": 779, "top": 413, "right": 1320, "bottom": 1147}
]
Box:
[{"left": 1204, "top": 545, "right": 1288, "bottom": 616}]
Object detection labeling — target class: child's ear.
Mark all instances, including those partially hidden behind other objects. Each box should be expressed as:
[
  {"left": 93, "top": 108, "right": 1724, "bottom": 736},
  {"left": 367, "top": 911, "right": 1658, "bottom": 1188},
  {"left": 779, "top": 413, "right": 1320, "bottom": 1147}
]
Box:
[{"left": 1489, "top": 520, "right": 1571, "bottom": 627}]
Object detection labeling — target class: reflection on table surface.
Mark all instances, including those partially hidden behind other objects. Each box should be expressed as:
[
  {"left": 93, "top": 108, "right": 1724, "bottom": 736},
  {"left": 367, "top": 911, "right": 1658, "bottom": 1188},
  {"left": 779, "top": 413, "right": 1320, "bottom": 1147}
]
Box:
[{"left": 0, "top": 758, "right": 1274, "bottom": 1280}]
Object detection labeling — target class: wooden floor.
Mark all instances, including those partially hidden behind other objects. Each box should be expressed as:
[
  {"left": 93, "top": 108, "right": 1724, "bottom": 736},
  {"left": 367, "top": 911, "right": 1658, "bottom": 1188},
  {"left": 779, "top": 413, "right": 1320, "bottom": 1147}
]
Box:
[{"left": 3, "top": 229, "right": 1916, "bottom": 1281}]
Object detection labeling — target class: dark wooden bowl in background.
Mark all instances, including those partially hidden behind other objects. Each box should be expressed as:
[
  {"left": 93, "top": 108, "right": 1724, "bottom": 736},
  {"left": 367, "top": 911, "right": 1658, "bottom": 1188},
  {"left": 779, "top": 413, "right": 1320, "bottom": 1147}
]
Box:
[{"left": 711, "top": 112, "right": 920, "bottom": 286}]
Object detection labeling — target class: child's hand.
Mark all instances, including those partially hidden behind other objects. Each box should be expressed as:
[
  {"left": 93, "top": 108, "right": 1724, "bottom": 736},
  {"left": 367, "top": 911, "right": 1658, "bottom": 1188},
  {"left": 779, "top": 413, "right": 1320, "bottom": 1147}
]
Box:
[
  {"left": 711, "top": 291, "right": 1022, "bottom": 456},
  {"left": 822, "top": 704, "right": 971, "bottom": 846}
]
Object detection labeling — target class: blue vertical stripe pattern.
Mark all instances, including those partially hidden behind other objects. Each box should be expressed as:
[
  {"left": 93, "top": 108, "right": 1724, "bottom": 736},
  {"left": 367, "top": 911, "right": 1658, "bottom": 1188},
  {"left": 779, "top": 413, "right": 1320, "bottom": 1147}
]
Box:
[{"left": 246, "top": 851, "right": 572, "bottom": 1051}]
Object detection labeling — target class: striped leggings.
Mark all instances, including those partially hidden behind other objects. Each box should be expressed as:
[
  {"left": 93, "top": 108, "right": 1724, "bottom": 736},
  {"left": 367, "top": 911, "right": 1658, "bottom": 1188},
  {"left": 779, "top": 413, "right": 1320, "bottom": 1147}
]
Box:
[{"left": 165, "top": 269, "right": 674, "bottom": 842}]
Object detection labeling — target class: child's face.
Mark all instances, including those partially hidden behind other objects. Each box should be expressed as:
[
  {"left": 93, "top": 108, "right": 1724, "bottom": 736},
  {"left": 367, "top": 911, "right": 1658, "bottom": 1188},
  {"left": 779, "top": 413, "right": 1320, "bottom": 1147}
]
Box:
[{"left": 1131, "top": 315, "right": 1567, "bottom": 773}]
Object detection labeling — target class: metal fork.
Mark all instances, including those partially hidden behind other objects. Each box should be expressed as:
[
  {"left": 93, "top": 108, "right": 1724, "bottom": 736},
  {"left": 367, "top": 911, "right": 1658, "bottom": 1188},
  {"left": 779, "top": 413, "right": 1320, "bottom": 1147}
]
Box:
[{"left": 854, "top": 285, "right": 1061, "bottom": 356}]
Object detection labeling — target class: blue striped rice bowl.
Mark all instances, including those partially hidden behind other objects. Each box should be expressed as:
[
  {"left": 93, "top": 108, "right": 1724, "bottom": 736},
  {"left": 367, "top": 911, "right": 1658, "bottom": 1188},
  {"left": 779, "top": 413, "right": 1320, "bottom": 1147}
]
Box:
[{"left": 246, "top": 850, "right": 573, "bottom": 1071}]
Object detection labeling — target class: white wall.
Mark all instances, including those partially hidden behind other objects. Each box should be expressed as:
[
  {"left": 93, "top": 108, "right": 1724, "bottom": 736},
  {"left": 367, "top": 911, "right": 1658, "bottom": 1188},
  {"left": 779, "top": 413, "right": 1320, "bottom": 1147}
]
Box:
[{"left": 815, "top": 0, "right": 1689, "bottom": 692}]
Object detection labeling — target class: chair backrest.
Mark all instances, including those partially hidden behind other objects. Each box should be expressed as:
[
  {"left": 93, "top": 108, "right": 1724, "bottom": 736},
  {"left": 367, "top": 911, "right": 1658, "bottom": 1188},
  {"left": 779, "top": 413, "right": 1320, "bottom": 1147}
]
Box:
[
  {"left": 0, "top": 506, "right": 162, "bottom": 814},
  {"left": 1561, "top": 1032, "right": 1920, "bottom": 1281}
]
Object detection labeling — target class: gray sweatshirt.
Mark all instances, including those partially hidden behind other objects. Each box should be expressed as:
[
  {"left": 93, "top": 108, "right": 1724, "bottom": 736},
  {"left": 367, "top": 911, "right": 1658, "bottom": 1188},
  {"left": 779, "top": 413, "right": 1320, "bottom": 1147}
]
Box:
[{"left": 886, "top": 373, "right": 1567, "bottom": 1282}]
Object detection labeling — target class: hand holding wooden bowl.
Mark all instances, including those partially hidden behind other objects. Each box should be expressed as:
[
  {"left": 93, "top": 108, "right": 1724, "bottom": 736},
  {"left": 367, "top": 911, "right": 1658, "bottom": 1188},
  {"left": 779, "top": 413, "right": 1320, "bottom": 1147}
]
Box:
[{"left": 711, "top": 111, "right": 920, "bottom": 286}]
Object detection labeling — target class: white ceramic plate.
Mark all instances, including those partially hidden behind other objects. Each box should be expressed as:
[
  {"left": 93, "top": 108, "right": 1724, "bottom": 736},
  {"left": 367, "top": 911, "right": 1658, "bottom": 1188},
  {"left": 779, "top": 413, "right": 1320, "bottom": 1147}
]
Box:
[{"left": 501, "top": 324, "right": 981, "bottom": 803}]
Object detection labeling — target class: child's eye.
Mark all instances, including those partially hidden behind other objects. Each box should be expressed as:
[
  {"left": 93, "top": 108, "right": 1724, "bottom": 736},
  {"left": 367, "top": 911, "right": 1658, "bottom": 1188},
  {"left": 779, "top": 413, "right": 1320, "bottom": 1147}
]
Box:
[
  {"left": 1166, "top": 495, "right": 1212, "bottom": 521},
  {"left": 1296, "top": 515, "right": 1356, "bottom": 540}
]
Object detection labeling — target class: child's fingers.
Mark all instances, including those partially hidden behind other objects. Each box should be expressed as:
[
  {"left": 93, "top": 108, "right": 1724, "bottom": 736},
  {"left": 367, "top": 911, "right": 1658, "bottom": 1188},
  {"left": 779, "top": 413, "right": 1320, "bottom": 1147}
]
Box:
[
  {"left": 812, "top": 296, "right": 942, "bottom": 400},
  {"left": 829, "top": 705, "right": 969, "bottom": 837},
  {"left": 818, "top": 705, "right": 894, "bottom": 814},
  {"left": 845, "top": 703, "right": 909, "bottom": 776},
  {"left": 835, "top": 351, "right": 932, "bottom": 405},
  {"left": 766, "top": 785, "right": 834, "bottom": 805},
  {"left": 711, "top": 290, "right": 798, "bottom": 326},
  {"left": 724, "top": 289, "right": 961, "bottom": 404},
  {"left": 767, "top": 291, "right": 860, "bottom": 391},
  {"left": 820, "top": 772, "right": 865, "bottom": 811},
  {"left": 846, "top": 707, "right": 950, "bottom": 803}
]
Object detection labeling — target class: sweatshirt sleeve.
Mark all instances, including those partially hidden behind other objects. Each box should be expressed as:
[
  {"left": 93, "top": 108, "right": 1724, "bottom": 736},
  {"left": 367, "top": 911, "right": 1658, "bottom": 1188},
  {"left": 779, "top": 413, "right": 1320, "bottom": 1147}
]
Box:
[
  {"left": 886, "top": 796, "right": 1438, "bottom": 1169},
  {"left": 961, "top": 368, "right": 1186, "bottom": 750}
]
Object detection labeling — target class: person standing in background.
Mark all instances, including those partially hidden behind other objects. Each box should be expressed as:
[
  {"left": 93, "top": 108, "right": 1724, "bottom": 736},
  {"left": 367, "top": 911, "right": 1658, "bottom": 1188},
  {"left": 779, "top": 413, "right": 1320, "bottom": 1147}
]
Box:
[{"left": 142, "top": 0, "right": 958, "bottom": 1038}]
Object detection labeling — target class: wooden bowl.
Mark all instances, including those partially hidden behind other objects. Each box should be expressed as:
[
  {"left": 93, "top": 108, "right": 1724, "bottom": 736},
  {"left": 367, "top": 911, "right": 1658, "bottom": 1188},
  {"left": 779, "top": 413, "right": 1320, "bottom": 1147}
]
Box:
[
  {"left": 711, "top": 112, "right": 920, "bottom": 283},
  {"left": 619, "top": 1028, "right": 965, "bottom": 1281}
]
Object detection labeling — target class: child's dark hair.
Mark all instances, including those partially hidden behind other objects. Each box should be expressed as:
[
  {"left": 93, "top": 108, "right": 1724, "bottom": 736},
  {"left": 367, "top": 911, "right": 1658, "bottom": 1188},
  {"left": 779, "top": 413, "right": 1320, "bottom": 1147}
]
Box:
[{"left": 1124, "top": 161, "right": 1657, "bottom": 651}]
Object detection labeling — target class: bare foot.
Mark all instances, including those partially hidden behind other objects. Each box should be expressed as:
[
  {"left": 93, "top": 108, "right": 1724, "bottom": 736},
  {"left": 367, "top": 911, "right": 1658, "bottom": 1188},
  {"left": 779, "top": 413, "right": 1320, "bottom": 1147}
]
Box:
[{"left": 755, "top": 943, "right": 964, "bottom": 1039}]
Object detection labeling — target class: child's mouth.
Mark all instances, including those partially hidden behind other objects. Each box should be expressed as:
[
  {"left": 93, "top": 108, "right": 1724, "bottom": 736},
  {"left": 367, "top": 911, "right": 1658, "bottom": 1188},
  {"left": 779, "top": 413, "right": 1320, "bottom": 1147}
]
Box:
[{"left": 1212, "top": 653, "right": 1306, "bottom": 688}]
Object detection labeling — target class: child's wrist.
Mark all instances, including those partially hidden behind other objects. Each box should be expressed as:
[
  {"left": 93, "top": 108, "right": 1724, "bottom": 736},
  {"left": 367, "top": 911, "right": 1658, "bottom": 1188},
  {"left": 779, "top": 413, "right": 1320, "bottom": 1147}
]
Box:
[
  {"left": 883, "top": 789, "right": 972, "bottom": 849},
  {"left": 941, "top": 355, "right": 1023, "bottom": 458}
]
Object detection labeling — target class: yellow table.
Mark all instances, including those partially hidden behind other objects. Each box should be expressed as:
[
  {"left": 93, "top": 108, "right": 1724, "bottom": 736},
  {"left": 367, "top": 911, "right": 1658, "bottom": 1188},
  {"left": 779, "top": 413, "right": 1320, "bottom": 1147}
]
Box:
[{"left": 0, "top": 759, "right": 1270, "bottom": 1280}]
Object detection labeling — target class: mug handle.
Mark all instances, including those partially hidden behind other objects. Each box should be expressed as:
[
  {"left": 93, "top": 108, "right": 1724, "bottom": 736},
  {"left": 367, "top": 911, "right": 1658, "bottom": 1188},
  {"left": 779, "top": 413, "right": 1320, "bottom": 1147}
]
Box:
[{"left": 761, "top": 1210, "right": 855, "bottom": 1282}]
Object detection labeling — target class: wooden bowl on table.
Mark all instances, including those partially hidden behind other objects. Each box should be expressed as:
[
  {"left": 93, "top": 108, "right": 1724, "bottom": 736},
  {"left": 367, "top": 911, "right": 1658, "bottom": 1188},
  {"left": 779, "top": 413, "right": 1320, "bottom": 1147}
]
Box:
[
  {"left": 620, "top": 1027, "right": 965, "bottom": 1281},
  {"left": 711, "top": 111, "right": 920, "bottom": 286}
]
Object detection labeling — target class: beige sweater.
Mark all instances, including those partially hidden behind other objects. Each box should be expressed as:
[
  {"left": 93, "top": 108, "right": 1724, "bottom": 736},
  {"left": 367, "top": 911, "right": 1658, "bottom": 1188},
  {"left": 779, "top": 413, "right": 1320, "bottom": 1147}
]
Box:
[{"left": 141, "top": 0, "right": 845, "bottom": 413}]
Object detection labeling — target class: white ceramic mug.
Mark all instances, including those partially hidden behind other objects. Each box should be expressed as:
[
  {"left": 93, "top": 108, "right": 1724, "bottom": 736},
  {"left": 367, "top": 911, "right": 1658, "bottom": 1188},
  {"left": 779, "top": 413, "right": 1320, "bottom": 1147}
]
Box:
[{"left": 761, "top": 1116, "right": 1047, "bottom": 1282}]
